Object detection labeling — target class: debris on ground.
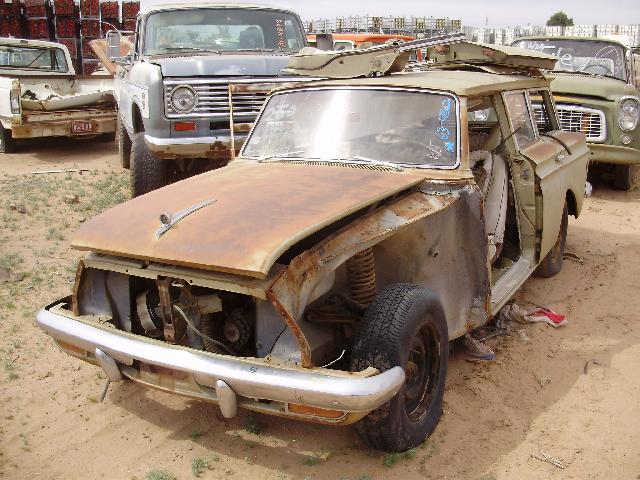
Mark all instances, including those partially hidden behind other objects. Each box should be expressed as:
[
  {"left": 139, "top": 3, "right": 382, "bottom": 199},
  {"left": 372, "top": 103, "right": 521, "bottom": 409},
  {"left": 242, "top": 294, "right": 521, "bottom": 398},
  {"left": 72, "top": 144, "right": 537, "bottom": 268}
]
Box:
[
  {"left": 496, "top": 303, "right": 568, "bottom": 329},
  {"left": 563, "top": 251, "right": 584, "bottom": 264},
  {"left": 63, "top": 194, "right": 80, "bottom": 205},
  {"left": 531, "top": 449, "right": 567, "bottom": 469}
]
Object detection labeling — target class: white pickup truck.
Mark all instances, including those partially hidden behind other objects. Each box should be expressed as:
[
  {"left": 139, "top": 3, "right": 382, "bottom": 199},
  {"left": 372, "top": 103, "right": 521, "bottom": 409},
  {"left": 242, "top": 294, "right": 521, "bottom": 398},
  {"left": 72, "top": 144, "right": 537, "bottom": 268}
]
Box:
[{"left": 0, "top": 37, "right": 117, "bottom": 153}]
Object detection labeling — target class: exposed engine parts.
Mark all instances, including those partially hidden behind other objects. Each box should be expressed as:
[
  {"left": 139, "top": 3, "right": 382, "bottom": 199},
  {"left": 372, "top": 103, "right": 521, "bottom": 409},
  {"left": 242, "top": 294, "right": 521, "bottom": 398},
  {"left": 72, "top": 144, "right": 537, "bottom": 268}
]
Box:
[{"left": 346, "top": 248, "right": 377, "bottom": 307}]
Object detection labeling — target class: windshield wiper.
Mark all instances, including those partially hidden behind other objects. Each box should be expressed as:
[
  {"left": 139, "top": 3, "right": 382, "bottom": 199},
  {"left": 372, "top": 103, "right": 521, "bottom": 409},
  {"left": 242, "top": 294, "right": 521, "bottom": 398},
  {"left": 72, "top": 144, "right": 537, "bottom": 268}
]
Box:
[
  {"left": 351, "top": 156, "right": 404, "bottom": 172},
  {"left": 160, "top": 47, "right": 221, "bottom": 55},
  {"left": 255, "top": 151, "right": 305, "bottom": 162}
]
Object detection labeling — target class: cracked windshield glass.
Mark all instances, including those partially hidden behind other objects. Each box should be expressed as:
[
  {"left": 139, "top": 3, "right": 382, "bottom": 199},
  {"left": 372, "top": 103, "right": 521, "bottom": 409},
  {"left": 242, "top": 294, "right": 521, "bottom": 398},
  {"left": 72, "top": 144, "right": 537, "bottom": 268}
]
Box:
[
  {"left": 512, "top": 39, "right": 627, "bottom": 81},
  {"left": 243, "top": 88, "right": 459, "bottom": 167},
  {"left": 144, "top": 8, "right": 306, "bottom": 55}
]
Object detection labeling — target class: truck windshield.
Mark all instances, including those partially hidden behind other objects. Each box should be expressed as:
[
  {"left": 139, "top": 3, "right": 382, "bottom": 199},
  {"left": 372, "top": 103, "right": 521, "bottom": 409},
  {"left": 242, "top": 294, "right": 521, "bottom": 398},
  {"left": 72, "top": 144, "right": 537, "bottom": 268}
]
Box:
[
  {"left": 243, "top": 88, "right": 459, "bottom": 168},
  {"left": 144, "top": 8, "right": 306, "bottom": 55},
  {"left": 0, "top": 45, "right": 68, "bottom": 72},
  {"left": 512, "top": 39, "right": 627, "bottom": 81}
]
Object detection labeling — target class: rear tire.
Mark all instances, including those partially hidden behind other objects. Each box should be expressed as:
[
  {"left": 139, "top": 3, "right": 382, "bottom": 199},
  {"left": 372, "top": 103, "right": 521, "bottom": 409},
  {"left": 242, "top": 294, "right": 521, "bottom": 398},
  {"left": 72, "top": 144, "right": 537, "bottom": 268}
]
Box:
[
  {"left": 535, "top": 202, "right": 568, "bottom": 278},
  {"left": 350, "top": 283, "right": 448, "bottom": 452},
  {"left": 131, "top": 133, "right": 166, "bottom": 197},
  {"left": 612, "top": 165, "right": 632, "bottom": 191},
  {"left": 118, "top": 118, "right": 132, "bottom": 169},
  {"left": 0, "top": 124, "right": 17, "bottom": 153}
]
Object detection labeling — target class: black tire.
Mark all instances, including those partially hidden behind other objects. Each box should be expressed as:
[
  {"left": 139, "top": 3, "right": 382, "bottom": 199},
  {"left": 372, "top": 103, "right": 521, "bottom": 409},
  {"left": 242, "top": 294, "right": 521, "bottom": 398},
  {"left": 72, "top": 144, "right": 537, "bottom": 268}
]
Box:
[
  {"left": 350, "top": 283, "right": 448, "bottom": 452},
  {"left": 535, "top": 202, "right": 568, "bottom": 278},
  {"left": 131, "top": 133, "right": 166, "bottom": 197},
  {"left": 98, "top": 131, "right": 117, "bottom": 143},
  {"left": 0, "top": 124, "right": 17, "bottom": 154},
  {"left": 612, "top": 165, "right": 632, "bottom": 191},
  {"left": 118, "top": 118, "right": 132, "bottom": 169}
]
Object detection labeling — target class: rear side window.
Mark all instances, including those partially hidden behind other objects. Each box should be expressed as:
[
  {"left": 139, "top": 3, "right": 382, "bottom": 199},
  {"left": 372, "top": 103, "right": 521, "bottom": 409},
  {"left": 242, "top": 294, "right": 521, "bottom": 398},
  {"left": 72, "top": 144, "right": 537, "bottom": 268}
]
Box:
[{"left": 503, "top": 92, "right": 536, "bottom": 149}]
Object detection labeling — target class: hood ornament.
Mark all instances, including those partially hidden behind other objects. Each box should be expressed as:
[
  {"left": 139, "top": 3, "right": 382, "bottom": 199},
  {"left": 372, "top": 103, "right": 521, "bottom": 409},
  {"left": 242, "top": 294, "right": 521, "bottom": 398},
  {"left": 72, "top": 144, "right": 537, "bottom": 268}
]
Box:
[{"left": 156, "top": 199, "right": 216, "bottom": 239}]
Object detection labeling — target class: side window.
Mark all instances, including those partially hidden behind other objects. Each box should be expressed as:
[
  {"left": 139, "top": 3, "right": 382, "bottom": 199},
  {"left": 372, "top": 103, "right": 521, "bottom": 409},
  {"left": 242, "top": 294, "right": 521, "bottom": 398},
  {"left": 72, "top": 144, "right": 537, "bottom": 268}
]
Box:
[
  {"left": 503, "top": 92, "right": 536, "bottom": 149},
  {"left": 529, "top": 89, "right": 555, "bottom": 134}
]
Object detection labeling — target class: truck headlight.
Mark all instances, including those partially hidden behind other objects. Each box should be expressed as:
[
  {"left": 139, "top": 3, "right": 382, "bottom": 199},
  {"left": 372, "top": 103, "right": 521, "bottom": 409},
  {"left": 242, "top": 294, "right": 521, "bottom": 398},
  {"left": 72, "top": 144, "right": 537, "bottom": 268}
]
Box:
[
  {"left": 618, "top": 97, "right": 639, "bottom": 131},
  {"left": 170, "top": 86, "right": 197, "bottom": 114}
]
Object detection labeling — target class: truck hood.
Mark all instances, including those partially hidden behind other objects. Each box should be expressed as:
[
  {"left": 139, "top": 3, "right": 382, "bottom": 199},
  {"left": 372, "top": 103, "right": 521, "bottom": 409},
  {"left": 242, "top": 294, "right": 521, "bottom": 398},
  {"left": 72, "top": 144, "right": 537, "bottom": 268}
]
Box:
[
  {"left": 152, "top": 54, "right": 292, "bottom": 78},
  {"left": 550, "top": 73, "right": 630, "bottom": 101},
  {"left": 72, "top": 161, "right": 427, "bottom": 278}
]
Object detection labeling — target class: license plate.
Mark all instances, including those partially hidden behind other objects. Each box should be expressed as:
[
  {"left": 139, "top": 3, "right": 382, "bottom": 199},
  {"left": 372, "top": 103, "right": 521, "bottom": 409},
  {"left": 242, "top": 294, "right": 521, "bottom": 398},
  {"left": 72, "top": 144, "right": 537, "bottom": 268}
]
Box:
[{"left": 71, "top": 120, "right": 93, "bottom": 134}]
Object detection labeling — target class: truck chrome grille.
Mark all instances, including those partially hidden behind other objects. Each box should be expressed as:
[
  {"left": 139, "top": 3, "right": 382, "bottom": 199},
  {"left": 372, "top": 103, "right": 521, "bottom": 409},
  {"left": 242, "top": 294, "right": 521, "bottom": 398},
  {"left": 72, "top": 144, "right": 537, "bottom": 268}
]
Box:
[
  {"left": 164, "top": 79, "right": 277, "bottom": 120},
  {"left": 533, "top": 104, "right": 606, "bottom": 143}
]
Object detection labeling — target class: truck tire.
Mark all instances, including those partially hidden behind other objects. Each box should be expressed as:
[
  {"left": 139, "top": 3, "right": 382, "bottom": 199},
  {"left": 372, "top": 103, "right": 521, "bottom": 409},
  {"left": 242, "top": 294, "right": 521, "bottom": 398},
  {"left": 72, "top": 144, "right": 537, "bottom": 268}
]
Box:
[
  {"left": 0, "top": 124, "right": 17, "bottom": 154},
  {"left": 612, "top": 165, "right": 632, "bottom": 191},
  {"left": 118, "top": 118, "right": 132, "bottom": 169},
  {"left": 350, "top": 284, "right": 448, "bottom": 452},
  {"left": 131, "top": 133, "right": 166, "bottom": 197},
  {"left": 535, "top": 202, "right": 568, "bottom": 278}
]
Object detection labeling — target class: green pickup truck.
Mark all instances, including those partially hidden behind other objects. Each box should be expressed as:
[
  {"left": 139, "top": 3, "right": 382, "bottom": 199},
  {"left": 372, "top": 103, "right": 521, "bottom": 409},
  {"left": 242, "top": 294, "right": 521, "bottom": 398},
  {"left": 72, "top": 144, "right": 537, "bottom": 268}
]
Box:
[{"left": 513, "top": 37, "right": 640, "bottom": 190}]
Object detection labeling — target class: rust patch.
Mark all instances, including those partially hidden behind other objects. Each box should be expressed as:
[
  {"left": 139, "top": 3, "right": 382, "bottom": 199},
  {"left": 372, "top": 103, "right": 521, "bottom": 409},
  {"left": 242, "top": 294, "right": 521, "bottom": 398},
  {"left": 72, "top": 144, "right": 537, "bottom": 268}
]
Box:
[
  {"left": 71, "top": 260, "right": 85, "bottom": 316},
  {"left": 266, "top": 288, "right": 313, "bottom": 368}
]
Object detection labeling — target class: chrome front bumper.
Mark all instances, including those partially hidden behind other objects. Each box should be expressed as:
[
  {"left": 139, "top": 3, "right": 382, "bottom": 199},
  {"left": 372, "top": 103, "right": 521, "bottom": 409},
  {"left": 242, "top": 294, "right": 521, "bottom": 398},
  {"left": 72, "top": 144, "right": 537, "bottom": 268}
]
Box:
[
  {"left": 37, "top": 302, "right": 405, "bottom": 420},
  {"left": 144, "top": 133, "right": 248, "bottom": 160}
]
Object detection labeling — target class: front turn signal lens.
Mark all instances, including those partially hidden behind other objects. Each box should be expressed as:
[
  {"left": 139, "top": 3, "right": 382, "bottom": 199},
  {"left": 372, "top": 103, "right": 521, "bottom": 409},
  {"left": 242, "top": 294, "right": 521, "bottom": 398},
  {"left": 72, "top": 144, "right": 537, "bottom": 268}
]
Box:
[{"left": 287, "top": 403, "right": 345, "bottom": 419}]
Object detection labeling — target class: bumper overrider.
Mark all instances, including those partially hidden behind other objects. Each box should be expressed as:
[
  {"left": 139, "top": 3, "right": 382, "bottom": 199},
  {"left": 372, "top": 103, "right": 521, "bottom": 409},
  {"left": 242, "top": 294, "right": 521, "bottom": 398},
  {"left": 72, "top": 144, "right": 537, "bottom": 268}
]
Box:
[{"left": 37, "top": 299, "right": 405, "bottom": 424}]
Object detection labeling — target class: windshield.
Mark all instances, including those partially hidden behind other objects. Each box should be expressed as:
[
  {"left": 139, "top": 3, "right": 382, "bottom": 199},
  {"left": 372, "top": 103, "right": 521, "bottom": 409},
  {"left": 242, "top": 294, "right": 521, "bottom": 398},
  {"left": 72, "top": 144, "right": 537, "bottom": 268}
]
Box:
[
  {"left": 0, "top": 45, "right": 68, "bottom": 72},
  {"left": 143, "top": 8, "right": 306, "bottom": 55},
  {"left": 512, "top": 39, "right": 627, "bottom": 81},
  {"left": 243, "top": 88, "right": 459, "bottom": 168}
]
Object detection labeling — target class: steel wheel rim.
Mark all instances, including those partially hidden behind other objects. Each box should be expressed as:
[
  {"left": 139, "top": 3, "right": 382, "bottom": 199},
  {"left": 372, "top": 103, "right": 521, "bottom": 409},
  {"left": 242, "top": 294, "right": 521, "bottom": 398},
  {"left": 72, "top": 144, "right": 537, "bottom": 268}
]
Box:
[{"left": 404, "top": 321, "right": 440, "bottom": 421}]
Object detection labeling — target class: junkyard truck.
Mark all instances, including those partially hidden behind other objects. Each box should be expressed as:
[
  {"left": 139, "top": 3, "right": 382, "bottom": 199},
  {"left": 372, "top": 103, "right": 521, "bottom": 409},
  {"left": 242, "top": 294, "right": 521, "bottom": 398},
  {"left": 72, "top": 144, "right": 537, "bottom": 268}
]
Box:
[
  {"left": 107, "top": 3, "right": 308, "bottom": 196},
  {"left": 0, "top": 37, "right": 117, "bottom": 153}
]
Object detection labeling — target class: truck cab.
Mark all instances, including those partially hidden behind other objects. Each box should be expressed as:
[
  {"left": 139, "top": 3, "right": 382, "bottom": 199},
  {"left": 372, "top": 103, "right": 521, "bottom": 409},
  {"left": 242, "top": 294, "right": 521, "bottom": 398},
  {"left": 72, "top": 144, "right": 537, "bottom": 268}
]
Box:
[
  {"left": 110, "top": 3, "right": 308, "bottom": 196},
  {"left": 513, "top": 37, "right": 640, "bottom": 190}
]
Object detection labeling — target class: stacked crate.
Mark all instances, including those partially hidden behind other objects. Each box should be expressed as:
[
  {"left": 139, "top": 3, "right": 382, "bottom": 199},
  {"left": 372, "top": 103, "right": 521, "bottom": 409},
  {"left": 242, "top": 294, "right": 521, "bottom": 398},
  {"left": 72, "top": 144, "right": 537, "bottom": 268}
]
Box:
[
  {"left": 25, "top": 0, "right": 53, "bottom": 40},
  {"left": 52, "top": 0, "right": 78, "bottom": 65},
  {"left": 100, "top": 1, "right": 120, "bottom": 36},
  {"left": 79, "top": 0, "right": 100, "bottom": 73},
  {"left": 0, "top": 1, "right": 22, "bottom": 37},
  {"left": 122, "top": 0, "right": 139, "bottom": 32}
]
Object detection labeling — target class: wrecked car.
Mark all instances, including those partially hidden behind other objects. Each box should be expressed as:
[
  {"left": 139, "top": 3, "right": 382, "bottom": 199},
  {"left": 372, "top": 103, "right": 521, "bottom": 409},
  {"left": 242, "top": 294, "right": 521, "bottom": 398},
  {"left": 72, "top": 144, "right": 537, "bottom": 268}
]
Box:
[
  {"left": 0, "top": 37, "right": 117, "bottom": 153},
  {"left": 513, "top": 37, "right": 640, "bottom": 190},
  {"left": 36, "top": 40, "right": 589, "bottom": 452},
  {"left": 107, "top": 3, "right": 308, "bottom": 196}
]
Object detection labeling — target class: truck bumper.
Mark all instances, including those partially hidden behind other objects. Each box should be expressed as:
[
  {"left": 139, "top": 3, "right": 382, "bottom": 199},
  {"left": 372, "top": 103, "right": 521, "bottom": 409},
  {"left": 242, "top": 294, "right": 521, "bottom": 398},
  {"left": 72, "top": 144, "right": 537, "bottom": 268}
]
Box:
[
  {"left": 145, "top": 133, "right": 248, "bottom": 161},
  {"left": 10, "top": 117, "right": 116, "bottom": 139},
  {"left": 589, "top": 143, "right": 640, "bottom": 166},
  {"left": 37, "top": 300, "right": 404, "bottom": 424}
]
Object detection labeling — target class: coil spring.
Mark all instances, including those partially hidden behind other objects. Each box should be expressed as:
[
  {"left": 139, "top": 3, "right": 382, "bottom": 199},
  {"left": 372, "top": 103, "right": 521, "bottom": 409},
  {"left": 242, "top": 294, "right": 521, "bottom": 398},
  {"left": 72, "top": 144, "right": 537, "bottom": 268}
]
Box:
[{"left": 346, "top": 248, "right": 376, "bottom": 307}]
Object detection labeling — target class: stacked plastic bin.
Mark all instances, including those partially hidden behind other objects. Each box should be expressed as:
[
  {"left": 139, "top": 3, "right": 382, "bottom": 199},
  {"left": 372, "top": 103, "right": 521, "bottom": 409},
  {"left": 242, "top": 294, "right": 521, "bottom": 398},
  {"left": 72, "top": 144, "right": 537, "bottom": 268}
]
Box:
[
  {"left": 24, "top": 0, "right": 53, "bottom": 40},
  {"left": 0, "top": 1, "right": 23, "bottom": 37},
  {"left": 122, "top": 1, "right": 139, "bottom": 32},
  {"left": 79, "top": 0, "right": 100, "bottom": 73},
  {"left": 100, "top": 1, "right": 120, "bottom": 36},
  {"left": 53, "top": 0, "right": 78, "bottom": 68}
]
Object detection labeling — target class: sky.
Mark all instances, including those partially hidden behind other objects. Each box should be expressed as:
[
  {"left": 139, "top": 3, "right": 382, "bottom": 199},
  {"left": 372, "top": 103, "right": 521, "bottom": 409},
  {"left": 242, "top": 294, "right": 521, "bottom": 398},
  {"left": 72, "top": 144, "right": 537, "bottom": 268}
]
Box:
[{"left": 142, "top": 0, "right": 640, "bottom": 27}]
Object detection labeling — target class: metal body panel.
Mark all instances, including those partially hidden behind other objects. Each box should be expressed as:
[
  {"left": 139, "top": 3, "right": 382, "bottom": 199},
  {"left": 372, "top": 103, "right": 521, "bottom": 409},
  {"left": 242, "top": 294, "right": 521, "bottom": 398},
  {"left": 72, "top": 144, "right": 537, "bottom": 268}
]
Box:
[{"left": 72, "top": 160, "right": 427, "bottom": 278}]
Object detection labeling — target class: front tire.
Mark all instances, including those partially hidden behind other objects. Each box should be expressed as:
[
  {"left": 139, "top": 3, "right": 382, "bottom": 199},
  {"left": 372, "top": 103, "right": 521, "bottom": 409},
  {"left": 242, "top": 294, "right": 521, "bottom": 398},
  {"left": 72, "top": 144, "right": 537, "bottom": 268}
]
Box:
[
  {"left": 535, "top": 202, "right": 568, "bottom": 278},
  {"left": 350, "top": 284, "right": 448, "bottom": 452},
  {"left": 131, "top": 133, "right": 166, "bottom": 197},
  {"left": 118, "top": 118, "right": 132, "bottom": 169},
  {"left": 0, "top": 124, "right": 17, "bottom": 153},
  {"left": 612, "top": 165, "right": 632, "bottom": 191}
]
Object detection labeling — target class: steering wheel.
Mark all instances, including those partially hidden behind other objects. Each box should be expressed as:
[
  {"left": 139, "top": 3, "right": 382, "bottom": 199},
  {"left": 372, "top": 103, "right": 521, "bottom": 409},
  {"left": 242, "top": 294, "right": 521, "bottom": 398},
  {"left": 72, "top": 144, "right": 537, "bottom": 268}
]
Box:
[{"left": 579, "top": 58, "right": 614, "bottom": 76}]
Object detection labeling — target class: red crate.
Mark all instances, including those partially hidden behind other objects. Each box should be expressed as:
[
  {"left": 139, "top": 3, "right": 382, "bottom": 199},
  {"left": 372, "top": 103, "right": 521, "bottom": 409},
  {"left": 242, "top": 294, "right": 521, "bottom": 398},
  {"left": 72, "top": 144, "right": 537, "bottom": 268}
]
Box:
[
  {"left": 122, "top": 1, "right": 139, "bottom": 19},
  {"left": 0, "top": 1, "right": 21, "bottom": 16},
  {"left": 82, "top": 38, "right": 98, "bottom": 58},
  {"left": 101, "top": 20, "right": 120, "bottom": 35},
  {"left": 55, "top": 17, "right": 77, "bottom": 37},
  {"left": 25, "top": 0, "right": 48, "bottom": 18},
  {"left": 81, "top": 19, "right": 100, "bottom": 37},
  {"left": 100, "top": 1, "right": 119, "bottom": 19},
  {"left": 57, "top": 37, "right": 77, "bottom": 58},
  {"left": 0, "top": 18, "right": 22, "bottom": 37},
  {"left": 80, "top": 0, "right": 99, "bottom": 17},
  {"left": 82, "top": 60, "right": 99, "bottom": 75},
  {"left": 123, "top": 18, "right": 136, "bottom": 31},
  {"left": 27, "top": 19, "right": 51, "bottom": 38},
  {"left": 54, "top": 0, "right": 74, "bottom": 16}
]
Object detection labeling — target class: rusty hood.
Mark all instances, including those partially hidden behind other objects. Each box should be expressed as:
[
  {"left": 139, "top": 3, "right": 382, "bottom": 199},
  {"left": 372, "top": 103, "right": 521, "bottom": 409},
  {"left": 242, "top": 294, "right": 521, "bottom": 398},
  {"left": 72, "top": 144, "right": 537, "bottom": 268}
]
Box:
[{"left": 72, "top": 161, "right": 427, "bottom": 278}]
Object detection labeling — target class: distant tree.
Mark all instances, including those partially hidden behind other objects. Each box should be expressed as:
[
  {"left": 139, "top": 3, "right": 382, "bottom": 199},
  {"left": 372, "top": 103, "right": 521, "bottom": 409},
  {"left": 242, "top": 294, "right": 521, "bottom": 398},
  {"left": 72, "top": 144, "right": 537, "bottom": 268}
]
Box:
[{"left": 546, "top": 11, "right": 574, "bottom": 27}]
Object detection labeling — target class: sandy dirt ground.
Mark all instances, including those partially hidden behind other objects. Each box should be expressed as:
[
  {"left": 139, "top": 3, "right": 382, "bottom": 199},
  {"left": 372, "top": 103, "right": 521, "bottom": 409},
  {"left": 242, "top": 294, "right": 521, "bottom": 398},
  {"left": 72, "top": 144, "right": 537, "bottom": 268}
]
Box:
[{"left": 0, "top": 139, "right": 639, "bottom": 480}]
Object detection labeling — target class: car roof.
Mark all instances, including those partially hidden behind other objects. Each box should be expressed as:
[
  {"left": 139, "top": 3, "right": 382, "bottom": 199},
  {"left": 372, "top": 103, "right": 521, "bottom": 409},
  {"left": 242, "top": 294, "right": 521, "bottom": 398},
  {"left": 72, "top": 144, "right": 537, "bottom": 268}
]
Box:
[
  {"left": 515, "top": 36, "right": 628, "bottom": 48},
  {"left": 140, "top": 3, "right": 297, "bottom": 15},
  {"left": 0, "top": 37, "right": 67, "bottom": 49},
  {"left": 283, "top": 69, "right": 550, "bottom": 97}
]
